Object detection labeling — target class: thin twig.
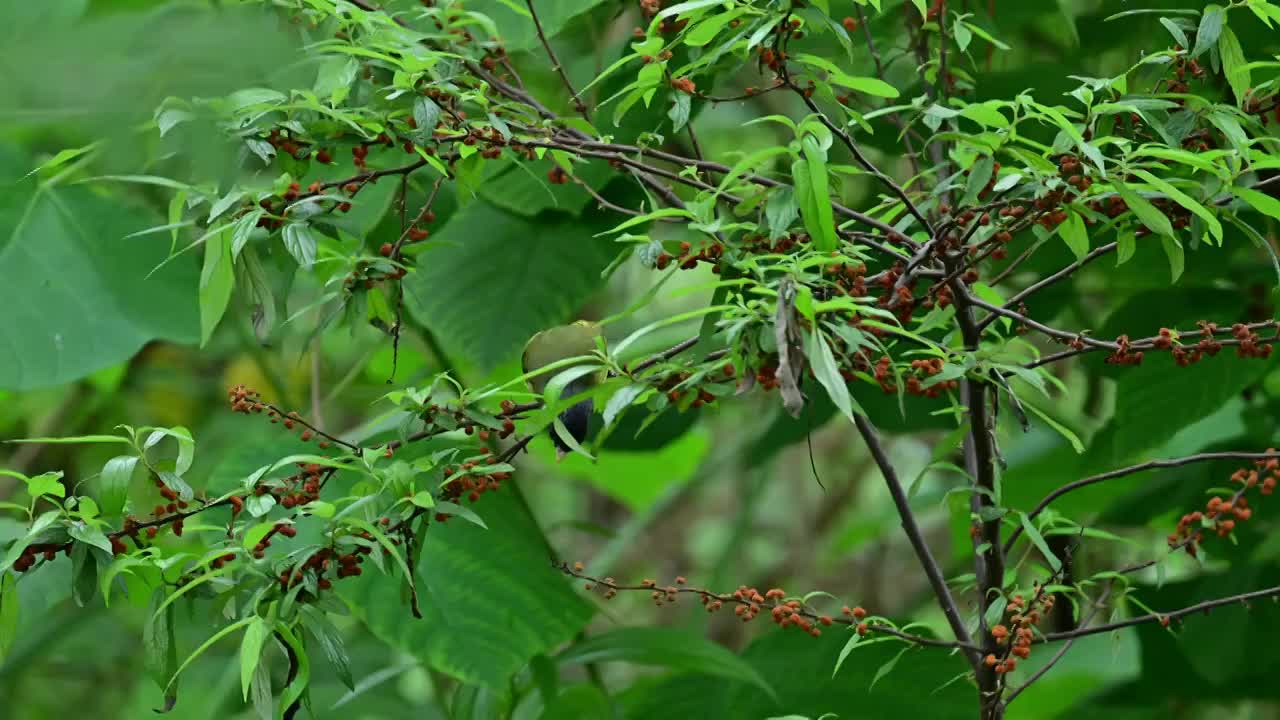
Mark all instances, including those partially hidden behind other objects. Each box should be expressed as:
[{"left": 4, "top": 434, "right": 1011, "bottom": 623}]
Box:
[
  {"left": 853, "top": 414, "right": 981, "bottom": 668},
  {"left": 1038, "top": 583, "right": 1280, "bottom": 643},
  {"left": 525, "top": 0, "right": 590, "bottom": 119},
  {"left": 1003, "top": 451, "right": 1280, "bottom": 554}
]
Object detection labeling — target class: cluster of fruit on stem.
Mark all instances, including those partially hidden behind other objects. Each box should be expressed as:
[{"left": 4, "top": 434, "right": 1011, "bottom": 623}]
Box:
[
  {"left": 566, "top": 562, "right": 893, "bottom": 641},
  {"left": 984, "top": 590, "right": 1056, "bottom": 676},
  {"left": 1171, "top": 453, "right": 1278, "bottom": 555}
]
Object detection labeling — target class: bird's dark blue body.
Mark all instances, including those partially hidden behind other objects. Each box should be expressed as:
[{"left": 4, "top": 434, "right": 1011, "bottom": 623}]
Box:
[
  {"left": 552, "top": 398, "right": 594, "bottom": 454},
  {"left": 551, "top": 375, "right": 594, "bottom": 454}
]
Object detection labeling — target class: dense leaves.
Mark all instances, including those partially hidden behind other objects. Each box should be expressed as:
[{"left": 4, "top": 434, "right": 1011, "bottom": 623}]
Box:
[{"left": 4, "top": 1, "right": 1280, "bottom": 719}]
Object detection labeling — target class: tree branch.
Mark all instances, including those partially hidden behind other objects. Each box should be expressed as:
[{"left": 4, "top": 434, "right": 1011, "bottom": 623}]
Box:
[
  {"left": 1003, "top": 451, "right": 1280, "bottom": 554},
  {"left": 852, "top": 414, "right": 981, "bottom": 668}
]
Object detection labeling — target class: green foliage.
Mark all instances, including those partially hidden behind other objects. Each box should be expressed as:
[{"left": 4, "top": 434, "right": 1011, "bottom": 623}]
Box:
[
  {"left": 0, "top": 170, "right": 197, "bottom": 389},
  {"left": 4, "top": 0, "right": 1280, "bottom": 718}
]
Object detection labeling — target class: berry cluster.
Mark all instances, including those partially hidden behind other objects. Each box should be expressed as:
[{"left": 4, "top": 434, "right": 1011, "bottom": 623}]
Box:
[
  {"left": 983, "top": 590, "right": 1055, "bottom": 675},
  {"left": 228, "top": 384, "right": 341, "bottom": 450},
  {"left": 1104, "top": 334, "right": 1144, "bottom": 366},
  {"left": 440, "top": 458, "right": 511, "bottom": 505},
  {"left": 654, "top": 240, "right": 724, "bottom": 272},
  {"left": 655, "top": 363, "right": 735, "bottom": 409},
  {"left": 1101, "top": 322, "right": 1276, "bottom": 368},
  {"left": 567, "top": 564, "right": 885, "bottom": 642},
  {"left": 872, "top": 355, "right": 959, "bottom": 398},
  {"left": 254, "top": 462, "right": 329, "bottom": 510},
  {"left": 10, "top": 542, "right": 74, "bottom": 572},
  {"left": 822, "top": 260, "right": 869, "bottom": 298},
  {"left": 1170, "top": 454, "right": 1277, "bottom": 554}
]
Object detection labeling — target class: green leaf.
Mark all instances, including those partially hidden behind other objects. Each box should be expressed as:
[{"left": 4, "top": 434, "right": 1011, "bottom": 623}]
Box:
[
  {"left": 281, "top": 222, "right": 317, "bottom": 269},
  {"left": 1192, "top": 5, "right": 1225, "bottom": 58},
  {"left": 1059, "top": 209, "right": 1089, "bottom": 260},
  {"left": 342, "top": 490, "right": 592, "bottom": 689},
  {"left": 26, "top": 471, "right": 65, "bottom": 499},
  {"left": 0, "top": 511, "right": 59, "bottom": 573},
  {"left": 1029, "top": 100, "right": 1105, "bottom": 171},
  {"left": 603, "top": 384, "right": 647, "bottom": 427},
  {"left": 166, "top": 616, "right": 257, "bottom": 695},
  {"left": 869, "top": 647, "right": 911, "bottom": 690},
  {"left": 482, "top": 158, "right": 615, "bottom": 218},
  {"left": 145, "top": 589, "right": 179, "bottom": 712},
  {"left": 959, "top": 102, "right": 1010, "bottom": 129},
  {"left": 8, "top": 434, "right": 129, "bottom": 445},
  {"left": 625, "top": 628, "right": 972, "bottom": 718},
  {"left": 669, "top": 92, "right": 692, "bottom": 133},
  {"left": 275, "top": 624, "right": 311, "bottom": 717},
  {"left": 797, "top": 136, "right": 837, "bottom": 252},
  {"left": 199, "top": 228, "right": 235, "bottom": 347},
  {"left": 68, "top": 520, "right": 112, "bottom": 554},
  {"left": 807, "top": 330, "right": 860, "bottom": 422},
  {"left": 1130, "top": 169, "right": 1222, "bottom": 244},
  {"left": 0, "top": 574, "right": 18, "bottom": 666},
  {"left": 684, "top": 8, "right": 743, "bottom": 46},
  {"left": 470, "top": 0, "right": 608, "bottom": 52},
  {"left": 1019, "top": 513, "right": 1061, "bottom": 571},
  {"left": 314, "top": 56, "right": 357, "bottom": 106},
  {"left": 962, "top": 155, "right": 994, "bottom": 207},
  {"left": 1235, "top": 186, "right": 1280, "bottom": 222},
  {"left": 240, "top": 617, "right": 270, "bottom": 701},
  {"left": 795, "top": 55, "right": 899, "bottom": 98},
  {"left": 1161, "top": 235, "right": 1185, "bottom": 283},
  {"left": 300, "top": 605, "right": 355, "bottom": 691},
  {"left": 433, "top": 500, "right": 487, "bottom": 528},
  {"left": 961, "top": 20, "right": 1011, "bottom": 50},
  {"left": 1218, "top": 26, "right": 1250, "bottom": 105},
  {"left": 557, "top": 627, "right": 776, "bottom": 700},
  {"left": 1022, "top": 402, "right": 1084, "bottom": 453},
  {"left": 1116, "top": 227, "right": 1136, "bottom": 265},
  {"left": 1113, "top": 180, "right": 1174, "bottom": 238},
  {"left": 0, "top": 178, "right": 198, "bottom": 390},
  {"left": 405, "top": 201, "right": 617, "bottom": 371},
  {"left": 766, "top": 187, "right": 799, "bottom": 239}
]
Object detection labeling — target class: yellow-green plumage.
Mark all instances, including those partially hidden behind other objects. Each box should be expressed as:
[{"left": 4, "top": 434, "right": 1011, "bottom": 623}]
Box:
[{"left": 522, "top": 321, "right": 605, "bottom": 460}]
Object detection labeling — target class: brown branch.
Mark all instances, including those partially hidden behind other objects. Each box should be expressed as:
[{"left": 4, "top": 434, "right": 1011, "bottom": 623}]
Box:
[
  {"left": 1037, "top": 583, "right": 1280, "bottom": 644},
  {"left": 778, "top": 70, "right": 933, "bottom": 241},
  {"left": 853, "top": 414, "right": 981, "bottom": 668},
  {"left": 525, "top": 0, "right": 589, "bottom": 119},
  {"left": 257, "top": 401, "right": 361, "bottom": 452},
  {"left": 1024, "top": 320, "right": 1280, "bottom": 370},
  {"left": 1001, "top": 583, "right": 1113, "bottom": 707},
  {"left": 976, "top": 242, "right": 1118, "bottom": 332},
  {"left": 557, "top": 563, "right": 981, "bottom": 652}
]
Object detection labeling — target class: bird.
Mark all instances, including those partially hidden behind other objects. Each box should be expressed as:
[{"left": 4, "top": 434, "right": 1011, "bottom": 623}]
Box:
[{"left": 521, "top": 320, "right": 605, "bottom": 462}]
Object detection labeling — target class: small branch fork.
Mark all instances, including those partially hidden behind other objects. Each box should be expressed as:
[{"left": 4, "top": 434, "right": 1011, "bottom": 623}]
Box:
[{"left": 557, "top": 563, "right": 981, "bottom": 653}]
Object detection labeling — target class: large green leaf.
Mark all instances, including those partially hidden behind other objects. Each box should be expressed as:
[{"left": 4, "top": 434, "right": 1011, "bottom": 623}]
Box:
[
  {"left": 404, "top": 200, "right": 617, "bottom": 370},
  {"left": 618, "top": 627, "right": 972, "bottom": 719},
  {"left": 1098, "top": 565, "right": 1280, "bottom": 707},
  {"left": 343, "top": 488, "right": 593, "bottom": 689},
  {"left": 469, "top": 0, "right": 609, "bottom": 52},
  {"left": 0, "top": 177, "right": 197, "bottom": 390},
  {"left": 556, "top": 627, "right": 775, "bottom": 698},
  {"left": 545, "top": 425, "right": 709, "bottom": 511},
  {"left": 480, "top": 158, "right": 616, "bottom": 218}
]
